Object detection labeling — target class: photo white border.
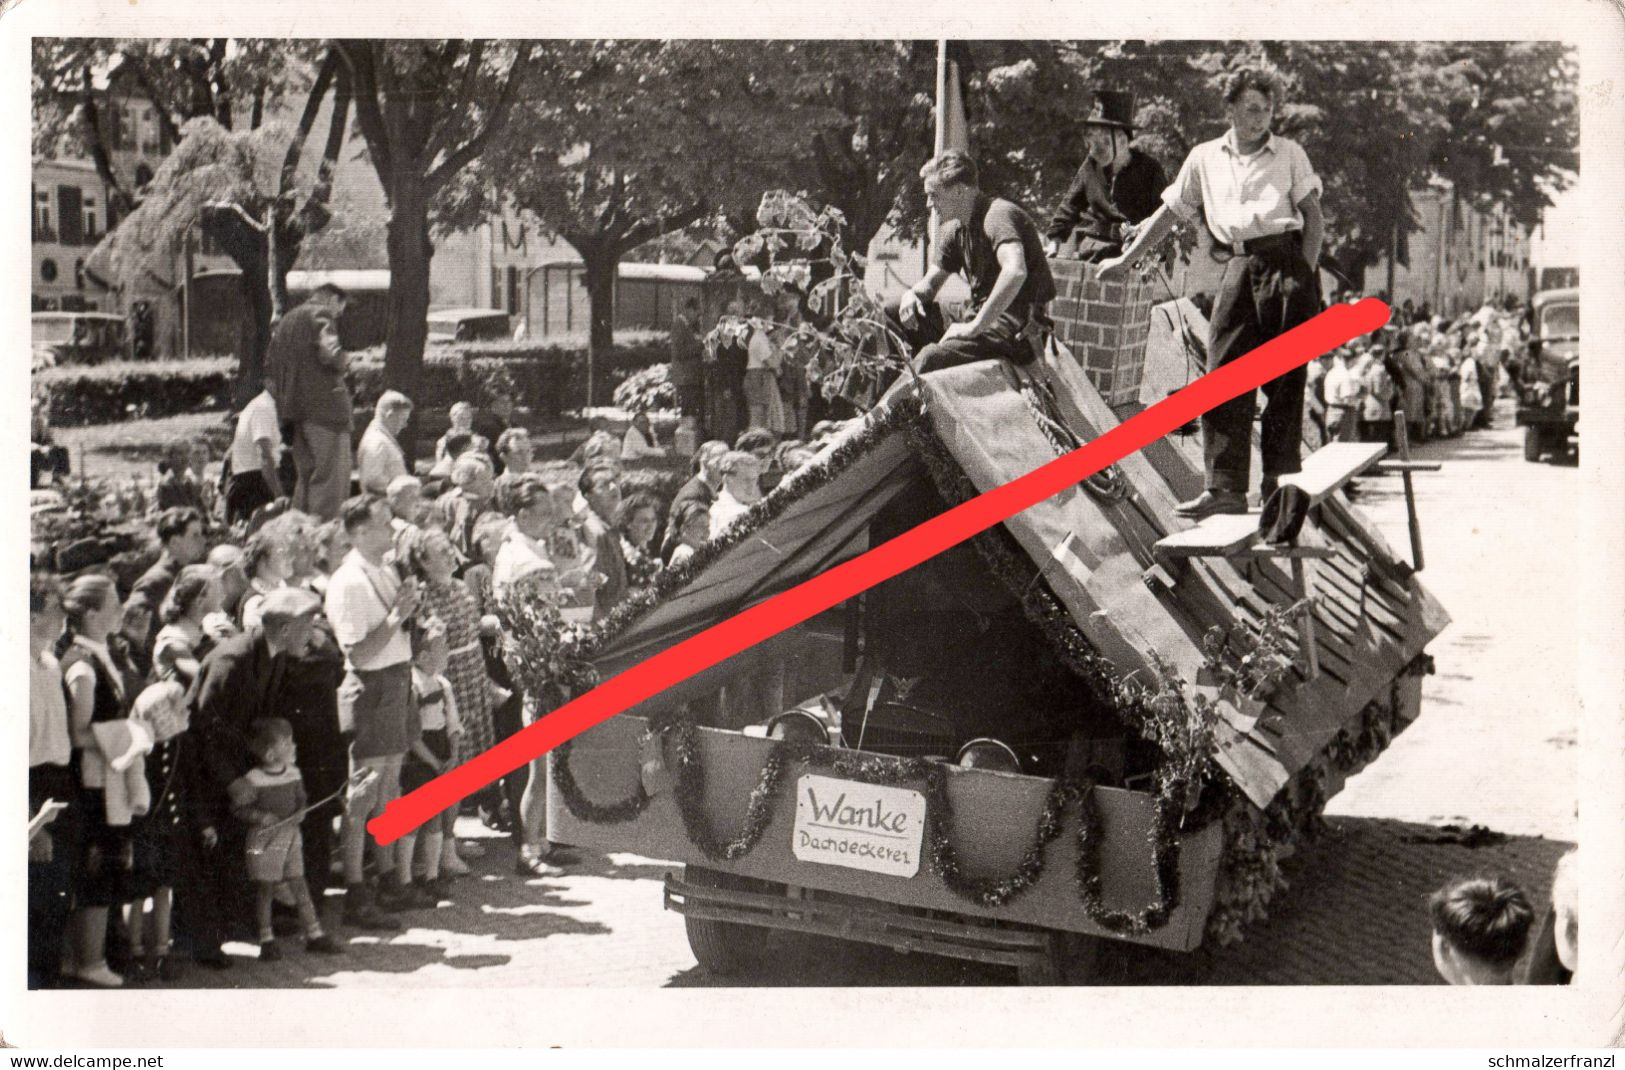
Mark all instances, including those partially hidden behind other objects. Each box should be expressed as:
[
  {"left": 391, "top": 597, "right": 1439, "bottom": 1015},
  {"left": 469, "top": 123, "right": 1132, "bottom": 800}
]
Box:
[{"left": 3, "top": 0, "right": 1621, "bottom": 1049}]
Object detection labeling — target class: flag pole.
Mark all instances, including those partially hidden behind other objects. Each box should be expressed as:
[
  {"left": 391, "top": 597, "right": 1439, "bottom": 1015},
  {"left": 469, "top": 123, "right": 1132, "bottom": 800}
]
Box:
[{"left": 926, "top": 39, "right": 948, "bottom": 273}]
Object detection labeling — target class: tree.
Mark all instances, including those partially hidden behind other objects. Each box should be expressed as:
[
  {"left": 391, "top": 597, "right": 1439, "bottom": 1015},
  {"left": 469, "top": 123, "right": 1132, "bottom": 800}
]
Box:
[
  {"left": 1057, "top": 40, "right": 1578, "bottom": 288},
  {"left": 442, "top": 40, "right": 827, "bottom": 393},
  {"left": 36, "top": 39, "right": 347, "bottom": 400},
  {"left": 333, "top": 40, "right": 534, "bottom": 445}
]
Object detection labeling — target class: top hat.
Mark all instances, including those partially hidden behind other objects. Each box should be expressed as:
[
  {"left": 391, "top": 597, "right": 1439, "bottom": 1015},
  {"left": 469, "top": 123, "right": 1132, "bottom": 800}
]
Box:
[{"left": 1084, "top": 90, "right": 1137, "bottom": 134}]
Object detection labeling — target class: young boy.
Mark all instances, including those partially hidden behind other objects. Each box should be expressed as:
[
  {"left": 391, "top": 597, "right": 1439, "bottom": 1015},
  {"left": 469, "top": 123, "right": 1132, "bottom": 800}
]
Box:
[
  {"left": 1428, "top": 875, "right": 1533, "bottom": 985},
  {"left": 228, "top": 718, "right": 345, "bottom": 961}
]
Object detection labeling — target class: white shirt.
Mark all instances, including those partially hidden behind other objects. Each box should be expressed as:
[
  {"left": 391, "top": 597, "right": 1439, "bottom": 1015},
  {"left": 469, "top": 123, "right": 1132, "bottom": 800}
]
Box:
[
  {"left": 30, "top": 650, "right": 72, "bottom": 768},
  {"left": 324, "top": 549, "right": 412, "bottom": 671},
  {"left": 709, "top": 489, "right": 754, "bottom": 540},
  {"left": 621, "top": 424, "right": 665, "bottom": 460},
  {"left": 230, "top": 390, "right": 281, "bottom": 475},
  {"left": 491, "top": 526, "right": 559, "bottom": 604},
  {"left": 357, "top": 419, "right": 408, "bottom": 495},
  {"left": 1162, "top": 130, "right": 1323, "bottom": 246},
  {"left": 746, "top": 330, "right": 780, "bottom": 373},
  {"left": 1323, "top": 361, "right": 1363, "bottom": 407}
]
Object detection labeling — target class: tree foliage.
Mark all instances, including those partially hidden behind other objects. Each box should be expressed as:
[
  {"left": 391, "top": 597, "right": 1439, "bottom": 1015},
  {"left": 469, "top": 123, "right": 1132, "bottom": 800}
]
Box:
[
  {"left": 334, "top": 39, "right": 535, "bottom": 446},
  {"left": 1063, "top": 40, "right": 1577, "bottom": 282},
  {"left": 442, "top": 40, "right": 831, "bottom": 372}
]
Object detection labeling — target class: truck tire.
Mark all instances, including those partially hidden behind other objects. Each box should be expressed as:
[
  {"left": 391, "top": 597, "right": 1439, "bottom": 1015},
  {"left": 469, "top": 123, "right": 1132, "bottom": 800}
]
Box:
[
  {"left": 1017, "top": 931, "right": 1101, "bottom": 986},
  {"left": 682, "top": 866, "right": 767, "bottom": 977},
  {"left": 1524, "top": 426, "right": 1545, "bottom": 462}
]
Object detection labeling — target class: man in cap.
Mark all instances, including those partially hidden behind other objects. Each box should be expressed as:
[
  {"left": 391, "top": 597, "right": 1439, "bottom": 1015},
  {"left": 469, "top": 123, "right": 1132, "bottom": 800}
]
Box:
[
  {"left": 1045, "top": 90, "right": 1168, "bottom": 263},
  {"left": 1100, "top": 66, "right": 1325, "bottom": 518},
  {"left": 185, "top": 586, "right": 326, "bottom": 960}
]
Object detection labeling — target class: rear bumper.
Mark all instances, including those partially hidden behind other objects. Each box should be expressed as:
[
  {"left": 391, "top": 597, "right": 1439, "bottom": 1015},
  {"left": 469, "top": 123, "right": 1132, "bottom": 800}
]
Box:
[{"left": 664, "top": 872, "right": 1054, "bottom": 970}]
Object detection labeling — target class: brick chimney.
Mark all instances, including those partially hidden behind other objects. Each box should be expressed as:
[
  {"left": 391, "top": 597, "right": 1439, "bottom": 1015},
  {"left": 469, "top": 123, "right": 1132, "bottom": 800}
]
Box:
[{"left": 1048, "top": 259, "right": 1156, "bottom": 406}]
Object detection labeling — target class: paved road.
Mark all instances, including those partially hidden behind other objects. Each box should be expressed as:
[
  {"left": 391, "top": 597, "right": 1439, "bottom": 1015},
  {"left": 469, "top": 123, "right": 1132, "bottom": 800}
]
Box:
[{"left": 159, "top": 400, "right": 1575, "bottom": 990}]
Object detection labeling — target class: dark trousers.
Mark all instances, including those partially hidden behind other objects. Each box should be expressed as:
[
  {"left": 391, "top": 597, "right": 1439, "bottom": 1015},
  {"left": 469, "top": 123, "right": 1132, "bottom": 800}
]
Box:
[
  {"left": 882, "top": 300, "right": 1035, "bottom": 374},
  {"left": 225, "top": 471, "right": 278, "bottom": 526},
  {"left": 1202, "top": 245, "right": 1320, "bottom": 493},
  {"left": 299, "top": 762, "right": 346, "bottom": 900},
  {"left": 28, "top": 764, "right": 81, "bottom": 987}
]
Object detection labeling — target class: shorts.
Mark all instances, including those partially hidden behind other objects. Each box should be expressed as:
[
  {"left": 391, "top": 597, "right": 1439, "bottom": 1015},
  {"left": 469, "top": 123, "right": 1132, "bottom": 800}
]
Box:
[
  {"left": 338, "top": 664, "right": 413, "bottom": 760},
  {"left": 344, "top": 752, "right": 404, "bottom": 823},
  {"left": 401, "top": 729, "right": 451, "bottom": 795},
  {"left": 246, "top": 825, "right": 305, "bottom": 884}
]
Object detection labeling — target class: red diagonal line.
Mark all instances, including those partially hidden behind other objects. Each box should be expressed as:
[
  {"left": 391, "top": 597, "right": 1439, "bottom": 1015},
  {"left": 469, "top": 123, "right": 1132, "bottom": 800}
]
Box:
[{"left": 370, "top": 297, "right": 1390, "bottom": 843}]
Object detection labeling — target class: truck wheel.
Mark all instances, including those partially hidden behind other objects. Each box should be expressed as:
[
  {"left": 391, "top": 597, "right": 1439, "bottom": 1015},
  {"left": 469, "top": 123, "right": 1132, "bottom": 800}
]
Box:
[
  {"left": 1017, "top": 931, "right": 1101, "bottom": 986},
  {"left": 1524, "top": 426, "right": 1545, "bottom": 462},
  {"left": 683, "top": 866, "right": 767, "bottom": 977}
]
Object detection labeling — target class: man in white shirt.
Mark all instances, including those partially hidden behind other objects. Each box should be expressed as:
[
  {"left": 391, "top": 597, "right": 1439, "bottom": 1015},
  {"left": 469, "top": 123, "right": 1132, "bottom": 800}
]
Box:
[
  {"left": 226, "top": 389, "right": 284, "bottom": 525},
  {"left": 324, "top": 493, "right": 420, "bottom": 927},
  {"left": 357, "top": 391, "right": 413, "bottom": 495},
  {"left": 1101, "top": 66, "right": 1325, "bottom": 517}
]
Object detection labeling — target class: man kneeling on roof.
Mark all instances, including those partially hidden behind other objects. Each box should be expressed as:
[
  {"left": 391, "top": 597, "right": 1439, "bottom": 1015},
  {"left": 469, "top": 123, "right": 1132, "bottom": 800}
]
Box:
[{"left": 887, "top": 149, "right": 1057, "bottom": 374}]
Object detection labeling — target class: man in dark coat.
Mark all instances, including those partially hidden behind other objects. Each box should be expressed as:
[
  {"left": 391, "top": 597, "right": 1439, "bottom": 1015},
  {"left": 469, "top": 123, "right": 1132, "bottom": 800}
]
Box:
[
  {"left": 181, "top": 589, "right": 324, "bottom": 961},
  {"left": 1045, "top": 90, "right": 1168, "bottom": 263},
  {"left": 266, "top": 284, "right": 351, "bottom": 521}
]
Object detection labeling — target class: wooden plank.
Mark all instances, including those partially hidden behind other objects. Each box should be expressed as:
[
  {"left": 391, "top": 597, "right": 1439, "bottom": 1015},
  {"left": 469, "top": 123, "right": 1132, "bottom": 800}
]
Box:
[
  {"left": 1229, "top": 544, "right": 1340, "bottom": 561},
  {"left": 1153, "top": 512, "right": 1261, "bottom": 559},
  {"left": 1278, "top": 442, "right": 1388, "bottom": 505},
  {"left": 1394, "top": 412, "right": 1426, "bottom": 571}
]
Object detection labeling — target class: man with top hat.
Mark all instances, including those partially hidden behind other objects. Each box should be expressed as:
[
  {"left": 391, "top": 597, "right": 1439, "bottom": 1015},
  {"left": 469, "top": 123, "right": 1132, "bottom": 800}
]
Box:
[
  {"left": 1099, "top": 66, "right": 1325, "bottom": 518},
  {"left": 1045, "top": 90, "right": 1168, "bottom": 263}
]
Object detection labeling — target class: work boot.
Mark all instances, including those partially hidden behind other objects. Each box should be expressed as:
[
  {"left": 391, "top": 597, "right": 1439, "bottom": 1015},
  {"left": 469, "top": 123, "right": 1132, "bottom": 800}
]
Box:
[
  {"left": 1174, "top": 489, "right": 1248, "bottom": 519},
  {"left": 342, "top": 883, "right": 402, "bottom": 931}
]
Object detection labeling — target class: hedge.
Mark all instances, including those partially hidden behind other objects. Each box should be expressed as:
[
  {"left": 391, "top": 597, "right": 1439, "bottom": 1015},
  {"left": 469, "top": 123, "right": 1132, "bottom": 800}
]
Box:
[
  {"left": 348, "top": 330, "right": 670, "bottom": 416},
  {"left": 37, "top": 330, "right": 674, "bottom": 427},
  {"left": 37, "top": 357, "right": 237, "bottom": 427}
]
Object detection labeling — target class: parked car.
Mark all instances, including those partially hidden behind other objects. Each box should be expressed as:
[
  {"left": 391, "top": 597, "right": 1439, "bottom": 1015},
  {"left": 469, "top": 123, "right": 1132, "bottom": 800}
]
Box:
[
  {"left": 32, "top": 312, "right": 132, "bottom": 367},
  {"left": 426, "top": 308, "right": 513, "bottom": 345},
  {"left": 1515, "top": 287, "right": 1578, "bottom": 463}
]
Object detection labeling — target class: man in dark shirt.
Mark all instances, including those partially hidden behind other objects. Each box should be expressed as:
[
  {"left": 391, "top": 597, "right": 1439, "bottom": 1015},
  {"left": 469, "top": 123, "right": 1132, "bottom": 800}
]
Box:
[
  {"left": 265, "top": 284, "right": 351, "bottom": 521},
  {"left": 1045, "top": 91, "right": 1167, "bottom": 263},
  {"left": 668, "top": 299, "right": 706, "bottom": 428},
  {"left": 889, "top": 149, "right": 1057, "bottom": 374}
]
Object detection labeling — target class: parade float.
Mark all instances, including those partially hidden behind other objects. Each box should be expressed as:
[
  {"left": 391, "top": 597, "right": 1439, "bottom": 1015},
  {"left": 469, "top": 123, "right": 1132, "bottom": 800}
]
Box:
[{"left": 502, "top": 192, "right": 1449, "bottom": 983}]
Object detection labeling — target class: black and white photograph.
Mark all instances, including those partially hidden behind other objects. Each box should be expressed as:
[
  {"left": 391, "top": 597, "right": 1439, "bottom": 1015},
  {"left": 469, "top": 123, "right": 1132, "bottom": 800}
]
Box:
[{"left": 10, "top": 0, "right": 1625, "bottom": 1052}]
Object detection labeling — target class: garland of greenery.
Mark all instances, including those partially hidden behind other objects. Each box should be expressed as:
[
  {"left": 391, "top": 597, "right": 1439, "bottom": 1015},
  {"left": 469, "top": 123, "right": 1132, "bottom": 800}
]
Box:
[
  {"left": 525, "top": 369, "right": 1438, "bottom": 945},
  {"left": 556, "top": 711, "right": 1184, "bottom": 928}
]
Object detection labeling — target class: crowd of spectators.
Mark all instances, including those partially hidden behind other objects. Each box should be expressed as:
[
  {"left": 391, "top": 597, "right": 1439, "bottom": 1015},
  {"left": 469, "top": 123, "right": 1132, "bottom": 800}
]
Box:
[{"left": 28, "top": 314, "right": 843, "bottom": 987}]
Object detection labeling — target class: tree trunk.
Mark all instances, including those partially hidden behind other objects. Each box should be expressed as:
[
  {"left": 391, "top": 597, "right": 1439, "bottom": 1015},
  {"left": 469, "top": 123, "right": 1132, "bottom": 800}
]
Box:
[
  {"left": 382, "top": 175, "right": 434, "bottom": 460},
  {"left": 581, "top": 242, "right": 618, "bottom": 409}
]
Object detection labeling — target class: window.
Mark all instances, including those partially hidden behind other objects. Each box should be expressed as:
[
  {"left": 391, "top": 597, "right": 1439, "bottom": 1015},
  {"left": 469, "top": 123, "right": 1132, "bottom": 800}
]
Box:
[
  {"left": 57, "top": 185, "right": 84, "bottom": 246},
  {"left": 507, "top": 266, "right": 520, "bottom": 315},
  {"left": 40, "top": 258, "right": 58, "bottom": 283},
  {"left": 85, "top": 212, "right": 98, "bottom": 242}
]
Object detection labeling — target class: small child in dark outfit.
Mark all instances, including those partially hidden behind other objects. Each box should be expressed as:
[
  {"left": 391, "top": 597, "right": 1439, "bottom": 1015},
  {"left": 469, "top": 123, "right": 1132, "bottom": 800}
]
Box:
[
  {"left": 1429, "top": 874, "right": 1533, "bottom": 985},
  {"left": 228, "top": 718, "right": 344, "bottom": 961}
]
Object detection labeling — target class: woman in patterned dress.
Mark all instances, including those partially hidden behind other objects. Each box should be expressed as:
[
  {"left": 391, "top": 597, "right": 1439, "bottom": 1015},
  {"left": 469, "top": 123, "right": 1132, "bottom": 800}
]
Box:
[{"left": 401, "top": 525, "right": 496, "bottom": 873}]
